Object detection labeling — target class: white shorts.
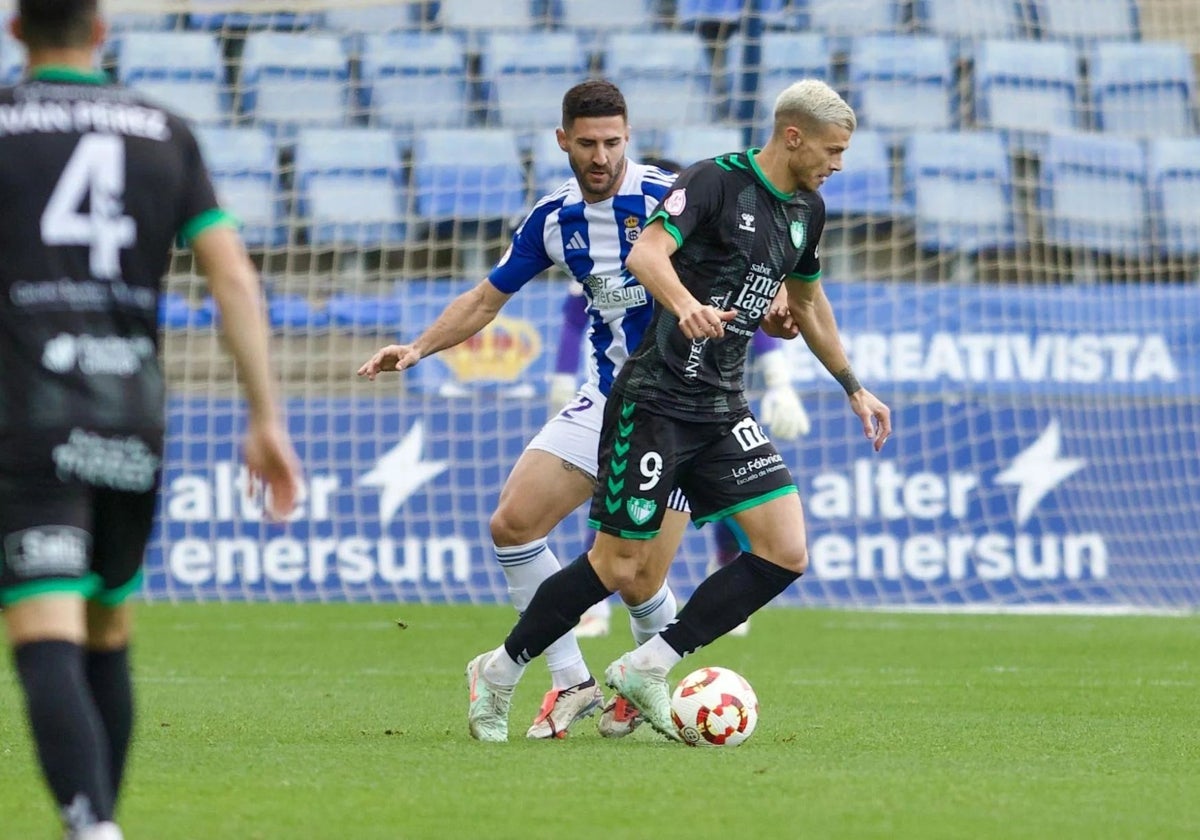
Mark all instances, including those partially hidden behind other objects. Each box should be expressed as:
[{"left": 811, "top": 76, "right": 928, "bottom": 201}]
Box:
[{"left": 527, "top": 383, "right": 689, "bottom": 512}]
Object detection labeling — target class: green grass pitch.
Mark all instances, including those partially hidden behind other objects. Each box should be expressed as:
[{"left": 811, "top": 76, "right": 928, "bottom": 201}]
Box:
[{"left": 2, "top": 604, "right": 1198, "bottom": 839}]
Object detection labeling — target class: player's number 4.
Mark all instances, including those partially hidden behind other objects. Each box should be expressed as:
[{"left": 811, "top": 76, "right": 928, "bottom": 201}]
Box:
[{"left": 41, "top": 133, "right": 136, "bottom": 280}]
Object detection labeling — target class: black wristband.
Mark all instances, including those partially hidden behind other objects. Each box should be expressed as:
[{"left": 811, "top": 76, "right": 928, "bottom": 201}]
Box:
[{"left": 834, "top": 367, "right": 861, "bottom": 396}]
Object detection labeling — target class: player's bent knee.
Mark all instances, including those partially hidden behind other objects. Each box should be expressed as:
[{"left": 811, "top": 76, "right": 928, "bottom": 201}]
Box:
[
  {"left": 488, "top": 506, "right": 542, "bottom": 547},
  {"left": 769, "top": 544, "right": 809, "bottom": 576}
]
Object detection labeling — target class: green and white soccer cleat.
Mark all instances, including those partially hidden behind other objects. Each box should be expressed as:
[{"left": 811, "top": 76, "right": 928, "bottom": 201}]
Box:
[
  {"left": 466, "top": 651, "right": 514, "bottom": 742},
  {"left": 525, "top": 679, "right": 603, "bottom": 739},
  {"left": 604, "top": 653, "right": 680, "bottom": 742}
]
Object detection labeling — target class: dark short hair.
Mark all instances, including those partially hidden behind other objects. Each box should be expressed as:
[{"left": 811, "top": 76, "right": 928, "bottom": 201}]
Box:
[
  {"left": 18, "top": 0, "right": 97, "bottom": 49},
  {"left": 561, "top": 80, "right": 627, "bottom": 129}
]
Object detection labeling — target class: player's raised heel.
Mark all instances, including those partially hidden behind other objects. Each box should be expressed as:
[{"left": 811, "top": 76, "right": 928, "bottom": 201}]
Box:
[
  {"left": 597, "top": 694, "right": 643, "bottom": 738},
  {"left": 604, "top": 654, "right": 679, "bottom": 742},
  {"left": 466, "top": 651, "right": 514, "bottom": 742},
  {"left": 526, "top": 679, "right": 603, "bottom": 739}
]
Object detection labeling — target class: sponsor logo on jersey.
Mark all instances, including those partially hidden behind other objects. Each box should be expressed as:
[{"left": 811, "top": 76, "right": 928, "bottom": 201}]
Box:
[
  {"left": 41, "top": 333, "right": 153, "bottom": 377},
  {"left": 732, "top": 418, "right": 769, "bottom": 452},
  {"left": 738, "top": 213, "right": 756, "bottom": 233},
  {"left": 626, "top": 497, "right": 657, "bottom": 526},
  {"left": 664, "top": 189, "right": 686, "bottom": 215},
  {"left": 584, "top": 274, "right": 648, "bottom": 310},
  {"left": 441, "top": 315, "right": 543, "bottom": 383},
  {"left": 51, "top": 428, "right": 160, "bottom": 492},
  {"left": 3, "top": 526, "right": 91, "bottom": 578},
  {"left": 565, "top": 231, "right": 588, "bottom": 251},
  {"left": 790, "top": 220, "right": 806, "bottom": 250}
]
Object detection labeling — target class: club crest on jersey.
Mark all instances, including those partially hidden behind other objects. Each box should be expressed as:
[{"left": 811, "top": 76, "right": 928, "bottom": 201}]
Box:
[
  {"left": 664, "top": 189, "right": 687, "bottom": 216},
  {"left": 790, "top": 220, "right": 806, "bottom": 250},
  {"left": 627, "top": 497, "right": 657, "bottom": 526},
  {"left": 624, "top": 214, "right": 641, "bottom": 243}
]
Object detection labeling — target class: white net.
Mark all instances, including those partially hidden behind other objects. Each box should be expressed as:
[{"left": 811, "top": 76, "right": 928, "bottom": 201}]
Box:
[{"left": 7, "top": 0, "right": 1197, "bottom": 609}]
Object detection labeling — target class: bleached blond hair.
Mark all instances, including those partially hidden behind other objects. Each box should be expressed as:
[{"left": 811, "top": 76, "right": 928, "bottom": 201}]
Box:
[{"left": 773, "top": 79, "right": 857, "bottom": 135}]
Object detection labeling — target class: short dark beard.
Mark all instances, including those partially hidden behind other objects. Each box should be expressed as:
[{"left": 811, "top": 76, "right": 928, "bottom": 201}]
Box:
[{"left": 576, "top": 156, "right": 626, "bottom": 201}]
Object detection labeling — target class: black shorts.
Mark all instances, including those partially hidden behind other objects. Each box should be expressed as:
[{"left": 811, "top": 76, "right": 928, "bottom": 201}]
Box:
[
  {"left": 0, "top": 428, "right": 162, "bottom": 607},
  {"left": 588, "top": 396, "right": 796, "bottom": 540}
]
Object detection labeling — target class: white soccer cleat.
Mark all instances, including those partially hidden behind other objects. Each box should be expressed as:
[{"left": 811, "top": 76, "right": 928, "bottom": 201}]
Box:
[
  {"left": 574, "top": 610, "right": 610, "bottom": 638},
  {"left": 604, "top": 653, "right": 680, "bottom": 742},
  {"left": 466, "top": 651, "right": 514, "bottom": 742},
  {"left": 525, "top": 679, "right": 603, "bottom": 739},
  {"left": 65, "top": 823, "right": 124, "bottom": 840},
  {"left": 597, "top": 694, "right": 643, "bottom": 739}
]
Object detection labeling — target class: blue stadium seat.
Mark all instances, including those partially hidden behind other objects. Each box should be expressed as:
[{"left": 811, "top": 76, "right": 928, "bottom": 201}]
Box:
[
  {"left": 660, "top": 126, "right": 743, "bottom": 166},
  {"left": 159, "top": 292, "right": 215, "bottom": 330},
  {"left": 974, "top": 39, "right": 1080, "bottom": 148},
  {"left": 803, "top": 0, "right": 903, "bottom": 38},
  {"left": 728, "top": 31, "right": 831, "bottom": 142},
  {"left": 1, "top": 28, "right": 23, "bottom": 84},
  {"left": 529, "top": 132, "right": 644, "bottom": 196},
  {"left": 240, "top": 32, "right": 348, "bottom": 133},
  {"left": 186, "top": 0, "right": 318, "bottom": 32},
  {"left": 675, "top": 0, "right": 787, "bottom": 25},
  {"left": 107, "top": 13, "right": 176, "bottom": 32},
  {"left": 820, "top": 129, "right": 896, "bottom": 217},
  {"left": 904, "top": 131, "right": 1016, "bottom": 253},
  {"left": 605, "top": 33, "right": 711, "bottom": 130},
  {"left": 914, "top": 0, "right": 1024, "bottom": 42},
  {"left": 1030, "top": 0, "right": 1139, "bottom": 43},
  {"left": 849, "top": 35, "right": 955, "bottom": 134},
  {"left": 293, "top": 128, "right": 406, "bottom": 248},
  {"left": 558, "top": 0, "right": 651, "bottom": 32},
  {"left": 327, "top": 293, "right": 405, "bottom": 332},
  {"left": 1039, "top": 131, "right": 1148, "bottom": 255},
  {"left": 1148, "top": 138, "right": 1200, "bottom": 257},
  {"left": 437, "top": 0, "right": 534, "bottom": 31},
  {"left": 116, "top": 32, "right": 226, "bottom": 125},
  {"left": 1089, "top": 42, "right": 1196, "bottom": 137},
  {"left": 360, "top": 32, "right": 469, "bottom": 130},
  {"left": 412, "top": 129, "right": 527, "bottom": 222},
  {"left": 195, "top": 126, "right": 285, "bottom": 248},
  {"left": 485, "top": 32, "right": 587, "bottom": 129},
  {"left": 323, "top": 7, "right": 420, "bottom": 32},
  {"left": 268, "top": 294, "right": 330, "bottom": 330}
]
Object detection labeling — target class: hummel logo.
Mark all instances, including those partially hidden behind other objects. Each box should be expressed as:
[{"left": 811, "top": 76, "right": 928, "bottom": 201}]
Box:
[
  {"left": 738, "top": 213, "right": 756, "bottom": 233},
  {"left": 566, "top": 231, "right": 587, "bottom": 251}
]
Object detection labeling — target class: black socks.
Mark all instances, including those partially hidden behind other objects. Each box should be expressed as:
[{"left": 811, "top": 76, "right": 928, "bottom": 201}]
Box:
[{"left": 504, "top": 552, "right": 611, "bottom": 665}]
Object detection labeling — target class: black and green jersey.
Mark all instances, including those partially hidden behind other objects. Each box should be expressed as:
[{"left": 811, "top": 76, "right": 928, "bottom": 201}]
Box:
[
  {"left": 0, "top": 67, "right": 233, "bottom": 436},
  {"left": 619, "top": 149, "right": 825, "bottom": 419}
]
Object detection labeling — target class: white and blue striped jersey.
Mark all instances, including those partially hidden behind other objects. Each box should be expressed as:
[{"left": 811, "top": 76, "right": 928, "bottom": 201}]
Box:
[{"left": 488, "top": 161, "right": 676, "bottom": 396}]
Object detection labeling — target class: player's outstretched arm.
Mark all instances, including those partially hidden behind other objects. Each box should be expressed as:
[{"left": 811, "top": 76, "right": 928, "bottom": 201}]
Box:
[
  {"left": 192, "top": 226, "right": 303, "bottom": 518},
  {"left": 357, "top": 279, "right": 513, "bottom": 380},
  {"left": 784, "top": 278, "right": 891, "bottom": 451},
  {"left": 627, "top": 223, "right": 735, "bottom": 340}
]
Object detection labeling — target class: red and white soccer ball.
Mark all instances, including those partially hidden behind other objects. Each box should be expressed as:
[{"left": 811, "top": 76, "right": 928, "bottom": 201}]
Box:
[{"left": 670, "top": 666, "right": 759, "bottom": 747}]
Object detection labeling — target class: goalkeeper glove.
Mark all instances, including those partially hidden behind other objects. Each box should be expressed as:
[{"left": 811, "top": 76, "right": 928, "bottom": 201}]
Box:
[{"left": 758, "top": 349, "right": 811, "bottom": 440}]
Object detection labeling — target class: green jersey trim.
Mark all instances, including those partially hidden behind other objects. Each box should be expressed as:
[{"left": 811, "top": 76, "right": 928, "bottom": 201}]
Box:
[
  {"left": 646, "top": 210, "right": 684, "bottom": 248},
  {"left": 93, "top": 569, "right": 144, "bottom": 607},
  {"left": 746, "top": 148, "right": 796, "bottom": 202},
  {"left": 693, "top": 485, "right": 799, "bottom": 526},
  {"left": 179, "top": 208, "right": 238, "bottom": 246},
  {"left": 29, "top": 65, "right": 109, "bottom": 85},
  {"left": 0, "top": 574, "right": 102, "bottom": 607},
  {"left": 587, "top": 519, "right": 660, "bottom": 541},
  {"left": 787, "top": 270, "right": 822, "bottom": 283}
]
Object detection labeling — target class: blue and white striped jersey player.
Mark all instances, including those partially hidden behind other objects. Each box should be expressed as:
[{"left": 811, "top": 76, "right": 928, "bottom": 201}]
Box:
[{"left": 359, "top": 80, "right": 683, "bottom": 740}]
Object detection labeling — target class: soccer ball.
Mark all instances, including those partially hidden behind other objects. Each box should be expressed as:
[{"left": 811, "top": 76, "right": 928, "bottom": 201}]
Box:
[{"left": 670, "top": 666, "right": 759, "bottom": 747}]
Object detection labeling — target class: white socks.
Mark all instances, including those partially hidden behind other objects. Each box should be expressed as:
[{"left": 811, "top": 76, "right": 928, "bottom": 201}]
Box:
[
  {"left": 624, "top": 582, "right": 677, "bottom": 645},
  {"left": 630, "top": 633, "right": 683, "bottom": 673}
]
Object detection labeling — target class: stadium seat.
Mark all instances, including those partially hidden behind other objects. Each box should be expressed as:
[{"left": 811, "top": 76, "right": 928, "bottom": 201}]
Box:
[
  {"left": 1039, "top": 131, "right": 1148, "bottom": 255},
  {"left": 239, "top": 32, "right": 348, "bottom": 133},
  {"left": 820, "top": 129, "right": 897, "bottom": 217},
  {"left": 974, "top": 39, "right": 1080, "bottom": 147},
  {"left": 327, "top": 292, "right": 405, "bottom": 332},
  {"left": 437, "top": 0, "right": 534, "bottom": 31},
  {"left": 604, "top": 33, "right": 712, "bottom": 130},
  {"left": 1148, "top": 137, "right": 1200, "bottom": 257},
  {"left": 0, "top": 28, "right": 23, "bottom": 84},
  {"left": 412, "top": 129, "right": 527, "bottom": 222},
  {"left": 1088, "top": 42, "right": 1196, "bottom": 137},
  {"left": 660, "top": 126, "right": 743, "bottom": 166},
  {"left": 1029, "top": 0, "right": 1139, "bottom": 42},
  {"left": 107, "top": 13, "right": 176, "bottom": 32},
  {"left": 360, "top": 32, "right": 469, "bottom": 130},
  {"left": 558, "top": 0, "right": 651, "bottom": 32},
  {"left": 186, "top": 0, "right": 318, "bottom": 32},
  {"left": 323, "top": 7, "right": 420, "bottom": 32},
  {"left": 293, "top": 128, "right": 406, "bottom": 248},
  {"left": 675, "top": 0, "right": 788, "bottom": 25},
  {"left": 904, "top": 130, "right": 1016, "bottom": 253},
  {"left": 529, "top": 131, "right": 644, "bottom": 196},
  {"left": 485, "top": 32, "right": 587, "bottom": 129},
  {"left": 848, "top": 35, "right": 955, "bottom": 134},
  {"left": 803, "top": 0, "right": 903, "bottom": 38},
  {"left": 116, "top": 32, "right": 226, "bottom": 125},
  {"left": 268, "top": 294, "right": 330, "bottom": 331},
  {"left": 195, "top": 126, "right": 285, "bottom": 248},
  {"left": 728, "top": 31, "right": 831, "bottom": 141},
  {"left": 914, "top": 0, "right": 1024, "bottom": 41},
  {"left": 159, "top": 292, "right": 215, "bottom": 330}
]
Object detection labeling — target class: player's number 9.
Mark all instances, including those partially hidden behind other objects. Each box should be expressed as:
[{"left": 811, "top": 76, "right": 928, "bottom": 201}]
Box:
[{"left": 638, "top": 451, "right": 663, "bottom": 491}]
